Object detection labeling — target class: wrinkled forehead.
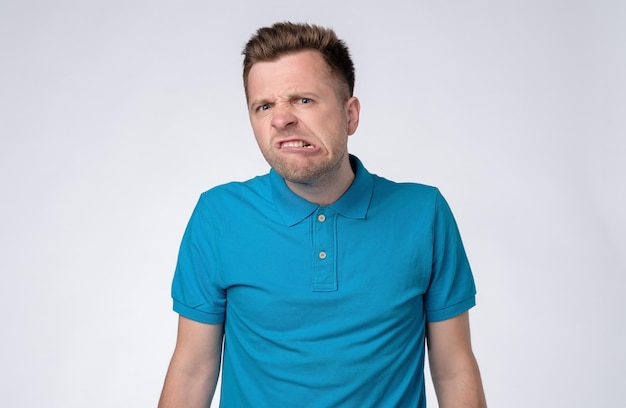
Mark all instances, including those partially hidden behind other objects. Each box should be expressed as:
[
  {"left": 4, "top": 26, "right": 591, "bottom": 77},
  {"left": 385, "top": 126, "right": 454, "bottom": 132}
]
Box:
[{"left": 245, "top": 50, "right": 348, "bottom": 101}]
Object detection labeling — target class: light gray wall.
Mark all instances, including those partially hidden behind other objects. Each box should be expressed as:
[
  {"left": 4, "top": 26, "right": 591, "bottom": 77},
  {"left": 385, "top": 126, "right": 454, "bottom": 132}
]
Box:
[{"left": 1, "top": 1, "right": 624, "bottom": 406}]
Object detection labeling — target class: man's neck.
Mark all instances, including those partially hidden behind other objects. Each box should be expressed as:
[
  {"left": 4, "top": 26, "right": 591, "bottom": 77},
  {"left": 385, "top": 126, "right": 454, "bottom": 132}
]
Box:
[{"left": 284, "top": 157, "right": 355, "bottom": 206}]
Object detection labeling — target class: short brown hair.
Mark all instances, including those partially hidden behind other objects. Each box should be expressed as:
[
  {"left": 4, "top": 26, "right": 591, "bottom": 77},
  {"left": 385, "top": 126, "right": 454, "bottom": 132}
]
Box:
[{"left": 242, "top": 22, "right": 355, "bottom": 99}]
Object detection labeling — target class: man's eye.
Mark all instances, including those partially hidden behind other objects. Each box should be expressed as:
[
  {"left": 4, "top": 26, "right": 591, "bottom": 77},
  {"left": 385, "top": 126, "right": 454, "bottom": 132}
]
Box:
[
  {"left": 257, "top": 104, "right": 271, "bottom": 112},
  {"left": 299, "top": 98, "right": 312, "bottom": 104}
]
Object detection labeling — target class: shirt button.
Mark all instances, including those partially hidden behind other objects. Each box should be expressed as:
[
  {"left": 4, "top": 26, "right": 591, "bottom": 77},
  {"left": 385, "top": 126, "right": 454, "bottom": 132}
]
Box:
[
  {"left": 318, "top": 251, "right": 327, "bottom": 260},
  {"left": 317, "top": 214, "right": 326, "bottom": 222}
]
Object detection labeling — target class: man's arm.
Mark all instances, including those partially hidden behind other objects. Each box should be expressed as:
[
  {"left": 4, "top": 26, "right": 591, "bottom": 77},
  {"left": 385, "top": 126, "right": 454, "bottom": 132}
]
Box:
[
  {"left": 158, "top": 316, "right": 224, "bottom": 408},
  {"left": 427, "top": 311, "right": 487, "bottom": 408}
]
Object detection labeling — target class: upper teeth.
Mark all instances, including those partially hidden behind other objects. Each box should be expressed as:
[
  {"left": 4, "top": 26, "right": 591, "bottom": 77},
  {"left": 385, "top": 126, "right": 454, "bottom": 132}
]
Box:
[{"left": 283, "top": 141, "right": 312, "bottom": 148}]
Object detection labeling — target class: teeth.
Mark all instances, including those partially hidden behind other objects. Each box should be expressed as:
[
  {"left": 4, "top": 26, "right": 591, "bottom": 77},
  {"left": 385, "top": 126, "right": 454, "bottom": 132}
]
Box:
[{"left": 282, "top": 141, "right": 313, "bottom": 148}]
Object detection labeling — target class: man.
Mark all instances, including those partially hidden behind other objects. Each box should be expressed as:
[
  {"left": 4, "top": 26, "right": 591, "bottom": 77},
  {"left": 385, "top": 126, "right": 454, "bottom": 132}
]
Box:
[{"left": 159, "top": 22, "right": 486, "bottom": 407}]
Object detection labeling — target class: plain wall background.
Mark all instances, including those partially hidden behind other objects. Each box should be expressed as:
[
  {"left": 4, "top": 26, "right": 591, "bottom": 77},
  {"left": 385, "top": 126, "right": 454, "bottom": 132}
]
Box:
[{"left": 1, "top": 0, "right": 624, "bottom": 406}]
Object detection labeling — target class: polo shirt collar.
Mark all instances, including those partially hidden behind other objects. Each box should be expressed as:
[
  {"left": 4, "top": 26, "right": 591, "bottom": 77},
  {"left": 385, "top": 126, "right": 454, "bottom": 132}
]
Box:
[{"left": 270, "top": 155, "right": 374, "bottom": 226}]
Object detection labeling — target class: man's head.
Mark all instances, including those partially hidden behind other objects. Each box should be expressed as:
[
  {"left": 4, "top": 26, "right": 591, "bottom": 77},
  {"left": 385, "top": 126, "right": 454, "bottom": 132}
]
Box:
[
  {"left": 242, "top": 23, "right": 360, "bottom": 204},
  {"left": 242, "top": 22, "right": 355, "bottom": 101}
]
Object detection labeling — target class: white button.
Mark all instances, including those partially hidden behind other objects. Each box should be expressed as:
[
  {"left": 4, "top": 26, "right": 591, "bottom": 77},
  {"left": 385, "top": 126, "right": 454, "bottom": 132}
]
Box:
[
  {"left": 317, "top": 214, "right": 326, "bottom": 222},
  {"left": 318, "top": 251, "right": 327, "bottom": 259}
]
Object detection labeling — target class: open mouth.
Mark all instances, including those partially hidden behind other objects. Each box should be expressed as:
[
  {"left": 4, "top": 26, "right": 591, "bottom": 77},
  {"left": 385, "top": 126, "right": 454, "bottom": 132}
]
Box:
[{"left": 281, "top": 141, "right": 314, "bottom": 149}]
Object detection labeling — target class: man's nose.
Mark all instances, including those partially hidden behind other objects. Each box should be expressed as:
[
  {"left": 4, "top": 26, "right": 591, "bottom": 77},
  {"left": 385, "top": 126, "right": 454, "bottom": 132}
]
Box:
[{"left": 271, "top": 104, "right": 297, "bottom": 129}]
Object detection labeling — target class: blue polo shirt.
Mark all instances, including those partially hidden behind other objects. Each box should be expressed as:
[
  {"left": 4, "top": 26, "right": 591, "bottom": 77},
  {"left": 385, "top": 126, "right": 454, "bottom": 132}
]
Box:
[{"left": 172, "top": 156, "right": 476, "bottom": 407}]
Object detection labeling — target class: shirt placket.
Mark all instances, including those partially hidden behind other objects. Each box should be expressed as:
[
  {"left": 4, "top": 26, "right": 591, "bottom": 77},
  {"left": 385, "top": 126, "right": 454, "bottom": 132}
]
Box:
[{"left": 312, "top": 208, "right": 337, "bottom": 292}]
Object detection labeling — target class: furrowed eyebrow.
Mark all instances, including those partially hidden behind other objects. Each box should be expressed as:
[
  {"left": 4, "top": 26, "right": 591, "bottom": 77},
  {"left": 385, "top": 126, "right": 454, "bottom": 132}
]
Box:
[
  {"left": 292, "top": 92, "right": 319, "bottom": 99},
  {"left": 249, "top": 99, "right": 271, "bottom": 111},
  {"left": 248, "top": 92, "right": 321, "bottom": 111}
]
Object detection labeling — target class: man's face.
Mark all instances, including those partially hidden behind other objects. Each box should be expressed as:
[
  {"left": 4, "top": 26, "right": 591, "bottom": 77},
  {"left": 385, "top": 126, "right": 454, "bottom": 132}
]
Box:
[{"left": 246, "top": 50, "right": 360, "bottom": 187}]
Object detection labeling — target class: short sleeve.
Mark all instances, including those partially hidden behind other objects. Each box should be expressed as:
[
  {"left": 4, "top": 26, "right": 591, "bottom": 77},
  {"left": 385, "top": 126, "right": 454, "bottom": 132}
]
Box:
[
  {"left": 424, "top": 190, "right": 476, "bottom": 322},
  {"left": 171, "top": 194, "right": 226, "bottom": 324}
]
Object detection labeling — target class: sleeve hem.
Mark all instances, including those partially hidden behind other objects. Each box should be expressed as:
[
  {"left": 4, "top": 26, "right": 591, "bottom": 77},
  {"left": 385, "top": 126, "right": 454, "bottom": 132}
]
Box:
[
  {"left": 173, "top": 300, "right": 225, "bottom": 325},
  {"left": 426, "top": 296, "right": 476, "bottom": 323}
]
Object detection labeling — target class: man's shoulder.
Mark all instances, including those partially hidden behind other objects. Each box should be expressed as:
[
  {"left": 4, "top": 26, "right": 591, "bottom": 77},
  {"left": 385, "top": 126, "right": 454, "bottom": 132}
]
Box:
[
  {"left": 366, "top": 174, "right": 450, "bottom": 221},
  {"left": 193, "top": 173, "right": 272, "bottom": 212},
  {"left": 371, "top": 173, "right": 441, "bottom": 199},
  {"left": 200, "top": 173, "right": 271, "bottom": 197}
]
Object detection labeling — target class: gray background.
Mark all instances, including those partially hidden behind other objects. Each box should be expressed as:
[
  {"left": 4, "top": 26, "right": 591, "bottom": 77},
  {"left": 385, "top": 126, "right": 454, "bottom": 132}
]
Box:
[{"left": 1, "top": 0, "right": 624, "bottom": 406}]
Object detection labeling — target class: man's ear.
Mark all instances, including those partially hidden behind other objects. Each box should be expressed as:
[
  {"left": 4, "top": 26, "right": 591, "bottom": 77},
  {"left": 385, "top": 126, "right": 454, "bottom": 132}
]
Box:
[{"left": 346, "top": 96, "right": 361, "bottom": 135}]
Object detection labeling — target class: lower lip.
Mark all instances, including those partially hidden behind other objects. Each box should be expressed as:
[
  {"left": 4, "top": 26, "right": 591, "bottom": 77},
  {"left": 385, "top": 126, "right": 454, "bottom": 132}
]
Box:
[{"left": 280, "top": 146, "right": 317, "bottom": 153}]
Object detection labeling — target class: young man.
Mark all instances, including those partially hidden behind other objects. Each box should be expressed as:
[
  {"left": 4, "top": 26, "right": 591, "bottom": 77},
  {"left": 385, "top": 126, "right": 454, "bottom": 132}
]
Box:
[{"left": 159, "top": 22, "right": 486, "bottom": 407}]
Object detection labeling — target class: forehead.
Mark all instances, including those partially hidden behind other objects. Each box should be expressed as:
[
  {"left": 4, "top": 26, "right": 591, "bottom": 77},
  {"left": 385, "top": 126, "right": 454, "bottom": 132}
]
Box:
[{"left": 247, "top": 50, "right": 336, "bottom": 97}]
